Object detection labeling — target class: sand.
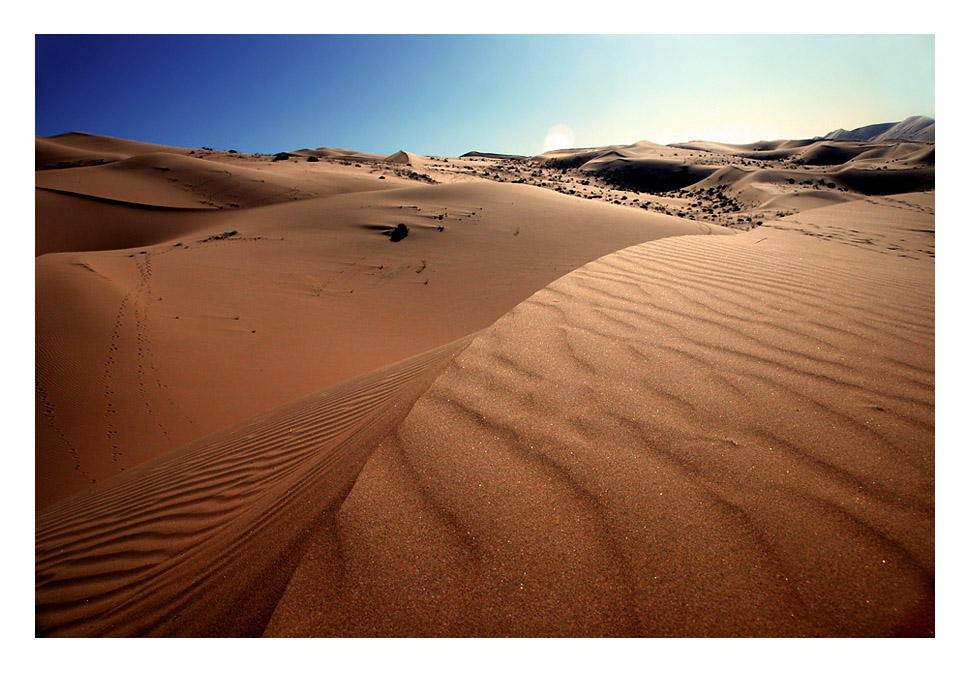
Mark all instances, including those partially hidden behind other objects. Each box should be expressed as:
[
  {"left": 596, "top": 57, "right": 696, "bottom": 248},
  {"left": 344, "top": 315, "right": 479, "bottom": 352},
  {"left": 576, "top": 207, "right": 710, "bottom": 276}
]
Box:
[{"left": 35, "top": 132, "right": 934, "bottom": 637}]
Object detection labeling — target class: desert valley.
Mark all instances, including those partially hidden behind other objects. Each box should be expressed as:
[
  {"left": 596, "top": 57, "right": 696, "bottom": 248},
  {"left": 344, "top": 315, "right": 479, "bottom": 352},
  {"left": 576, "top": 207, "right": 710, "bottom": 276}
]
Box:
[{"left": 35, "top": 117, "right": 935, "bottom": 637}]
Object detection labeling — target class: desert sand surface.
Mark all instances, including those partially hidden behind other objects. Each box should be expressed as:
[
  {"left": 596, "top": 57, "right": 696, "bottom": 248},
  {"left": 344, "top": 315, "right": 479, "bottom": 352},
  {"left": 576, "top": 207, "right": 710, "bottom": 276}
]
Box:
[{"left": 35, "top": 132, "right": 933, "bottom": 637}]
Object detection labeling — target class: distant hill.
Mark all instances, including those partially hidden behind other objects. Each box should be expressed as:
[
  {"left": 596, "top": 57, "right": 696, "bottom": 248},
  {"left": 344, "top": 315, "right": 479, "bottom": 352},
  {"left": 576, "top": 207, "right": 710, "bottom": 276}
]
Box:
[{"left": 823, "top": 116, "right": 934, "bottom": 142}]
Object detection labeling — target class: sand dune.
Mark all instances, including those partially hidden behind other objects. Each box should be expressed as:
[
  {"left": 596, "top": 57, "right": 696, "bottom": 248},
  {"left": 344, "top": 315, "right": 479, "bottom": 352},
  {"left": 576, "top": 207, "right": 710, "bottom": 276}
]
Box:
[
  {"left": 764, "top": 192, "right": 934, "bottom": 259},
  {"left": 35, "top": 132, "right": 934, "bottom": 637},
  {"left": 36, "top": 148, "right": 416, "bottom": 217},
  {"left": 36, "top": 132, "right": 194, "bottom": 169},
  {"left": 527, "top": 137, "right": 933, "bottom": 225},
  {"left": 828, "top": 166, "right": 936, "bottom": 196},
  {"left": 385, "top": 150, "right": 426, "bottom": 165},
  {"left": 36, "top": 138, "right": 127, "bottom": 170},
  {"left": 36, "top": 151, "right": 388, "bottom": 209},
  {"left": 36, "top": 167, "right": 716, "bottom": 508},
  {"left": 36, "top": 338, "right": 471, "bottom": 636},
  {"left": 265, "top": 197, "right": 933, "bottom": 637},
  {"left": 288, "top": 147, "right": 387, "bottom": 162},
  {"left": 824, "top": 116, "right": 935, "bottom": 143},
  {"left": 35, "top": 189, "right": 214, "bottom": 256}
]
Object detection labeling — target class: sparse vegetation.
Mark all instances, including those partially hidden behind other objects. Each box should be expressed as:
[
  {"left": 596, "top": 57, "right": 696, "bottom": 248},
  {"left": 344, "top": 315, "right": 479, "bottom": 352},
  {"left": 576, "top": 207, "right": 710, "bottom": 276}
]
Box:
[
  {"left": 388, "top": 224, "right": 409, "bottom": 242},
  {"left": 395, "top": 168, "right": 437, "bottom": 184},
  {"left": 202, "top": 230, "right": 238, "bottom": 242}
]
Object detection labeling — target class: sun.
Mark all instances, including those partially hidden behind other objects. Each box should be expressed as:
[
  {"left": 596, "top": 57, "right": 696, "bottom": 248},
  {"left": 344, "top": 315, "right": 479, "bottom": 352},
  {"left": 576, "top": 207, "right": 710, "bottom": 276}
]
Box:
[{"left": 542, "top": 124, "right": 575, "bottom": 153}]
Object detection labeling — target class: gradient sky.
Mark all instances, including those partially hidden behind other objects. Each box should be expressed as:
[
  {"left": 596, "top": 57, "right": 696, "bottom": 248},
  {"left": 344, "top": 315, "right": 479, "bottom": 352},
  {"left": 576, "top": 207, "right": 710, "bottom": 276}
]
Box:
[{"left": 35, "top": 34, "right": 934, "bottom": 156}]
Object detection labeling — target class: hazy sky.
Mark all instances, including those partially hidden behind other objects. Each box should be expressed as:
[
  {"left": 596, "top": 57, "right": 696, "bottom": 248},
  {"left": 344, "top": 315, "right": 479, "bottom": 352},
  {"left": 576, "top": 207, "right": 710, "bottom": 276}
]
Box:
[{"left": 35, "top": 34, "right": 934, "bottom": 156}]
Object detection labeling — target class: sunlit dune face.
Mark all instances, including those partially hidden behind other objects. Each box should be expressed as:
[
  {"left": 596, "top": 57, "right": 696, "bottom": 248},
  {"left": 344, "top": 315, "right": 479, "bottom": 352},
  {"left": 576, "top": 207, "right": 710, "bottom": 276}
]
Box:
[{"left": 542, "top": 124, "right": 575, "bottom": 153}]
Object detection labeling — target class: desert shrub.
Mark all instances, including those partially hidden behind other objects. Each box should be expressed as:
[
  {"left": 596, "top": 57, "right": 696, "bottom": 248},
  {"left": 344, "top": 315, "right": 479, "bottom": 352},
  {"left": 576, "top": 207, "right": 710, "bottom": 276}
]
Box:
[
  {"left": 273, "top": 152, "right": 290, "bottom": 162},
  {"left": 228, "top": 149, "right": 238, "bottom": 154},
  {"left": 307, "top": 156, "right": 319, "bottom": 162},
  {"left": 388, "top": 224, "right": 409, "bottom": 242}
]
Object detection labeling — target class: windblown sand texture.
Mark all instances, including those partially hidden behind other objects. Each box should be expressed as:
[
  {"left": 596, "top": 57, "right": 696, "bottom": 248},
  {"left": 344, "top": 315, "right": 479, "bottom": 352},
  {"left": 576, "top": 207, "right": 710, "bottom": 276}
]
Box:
[{"left": 36, "top": 132, "right": 934, "bottom": 637}]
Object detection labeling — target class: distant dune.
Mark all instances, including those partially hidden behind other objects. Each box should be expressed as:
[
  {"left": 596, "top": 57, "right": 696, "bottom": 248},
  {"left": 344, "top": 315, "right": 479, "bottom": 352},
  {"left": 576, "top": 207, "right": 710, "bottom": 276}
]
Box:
[
  {"left": 384, "top": 150, "right": 426, "bottom": 165},
  {"left": 823, "top": 115, "right": 935, "bottom": 143},
  {"left": 460, "top": 151, "right": 528, "bottom": 160},
  {"left": 36, "top": 130, "right": 934, "bottom": 636},
  {"left": 36, "top": 132, "right": 196, "bottom": 170},
  {"left": 287, "top": 147, "right": 387, "bottom": 162}
]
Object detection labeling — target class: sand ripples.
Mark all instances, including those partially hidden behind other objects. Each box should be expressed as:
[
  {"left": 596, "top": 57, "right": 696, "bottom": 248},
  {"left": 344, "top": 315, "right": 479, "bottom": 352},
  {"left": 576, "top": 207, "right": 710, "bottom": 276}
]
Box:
[
  {"left": 35, "top": 337, "right": 470, "bottom": 636},
  {"left": 36, "top": 220, "right": 933, "bottom": 637},
  {"left": 273, "top": 229, "right": 933, "bottom": 636}
]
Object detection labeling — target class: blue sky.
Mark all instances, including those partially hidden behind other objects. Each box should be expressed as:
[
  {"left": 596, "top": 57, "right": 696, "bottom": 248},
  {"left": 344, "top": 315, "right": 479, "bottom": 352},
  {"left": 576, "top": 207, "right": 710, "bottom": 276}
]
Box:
[{"left": 35, "top": 34, "right": 934, "bottom": 156}]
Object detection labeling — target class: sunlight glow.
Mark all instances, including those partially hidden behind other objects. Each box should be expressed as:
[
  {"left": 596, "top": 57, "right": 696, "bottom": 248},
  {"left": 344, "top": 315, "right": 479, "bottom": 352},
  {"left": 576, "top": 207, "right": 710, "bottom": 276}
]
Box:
[{"left": 542, "top": 124, "right": 574, "bottom": 153}]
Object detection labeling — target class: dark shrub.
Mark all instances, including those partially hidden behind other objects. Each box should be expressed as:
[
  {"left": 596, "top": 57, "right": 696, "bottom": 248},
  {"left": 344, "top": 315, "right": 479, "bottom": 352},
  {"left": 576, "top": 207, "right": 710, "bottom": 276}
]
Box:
[{"left": 388, "top": 224, "right": 409, "bottom": 242}]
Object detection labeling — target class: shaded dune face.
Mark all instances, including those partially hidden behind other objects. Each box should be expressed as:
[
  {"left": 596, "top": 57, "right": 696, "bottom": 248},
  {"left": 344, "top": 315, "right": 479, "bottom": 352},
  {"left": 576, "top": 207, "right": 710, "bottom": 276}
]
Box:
[{"left": 267, "top": 226, "right": 933, "bottom": 637}]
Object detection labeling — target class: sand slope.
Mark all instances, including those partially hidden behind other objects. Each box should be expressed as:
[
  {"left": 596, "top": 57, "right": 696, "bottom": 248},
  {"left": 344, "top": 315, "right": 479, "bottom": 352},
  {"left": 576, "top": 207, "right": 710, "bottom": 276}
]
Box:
[
  {"left": 36, "top": 177, "right": 717, "bottom": 509},
  {"left": 35, "top": 151, "right": 394, "bottom": 210},
  {"left": 36, "top": 338, "right": 471, "bottom": 636},
  {"left": 265, "top": 196, "right": 934, "bottom": 637},
  {"left": 36, "top": 132, "right": 195, "bottom": 169}
]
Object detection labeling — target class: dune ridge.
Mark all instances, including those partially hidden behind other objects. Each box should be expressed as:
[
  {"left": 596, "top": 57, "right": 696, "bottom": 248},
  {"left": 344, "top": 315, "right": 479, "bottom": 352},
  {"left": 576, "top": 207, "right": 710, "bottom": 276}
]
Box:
[
  {"left": 35, "top": 336, "right": 472, "bottom": 636},
  {"left": 35, "top": 132, "right": 195, "bottom": 170}
]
